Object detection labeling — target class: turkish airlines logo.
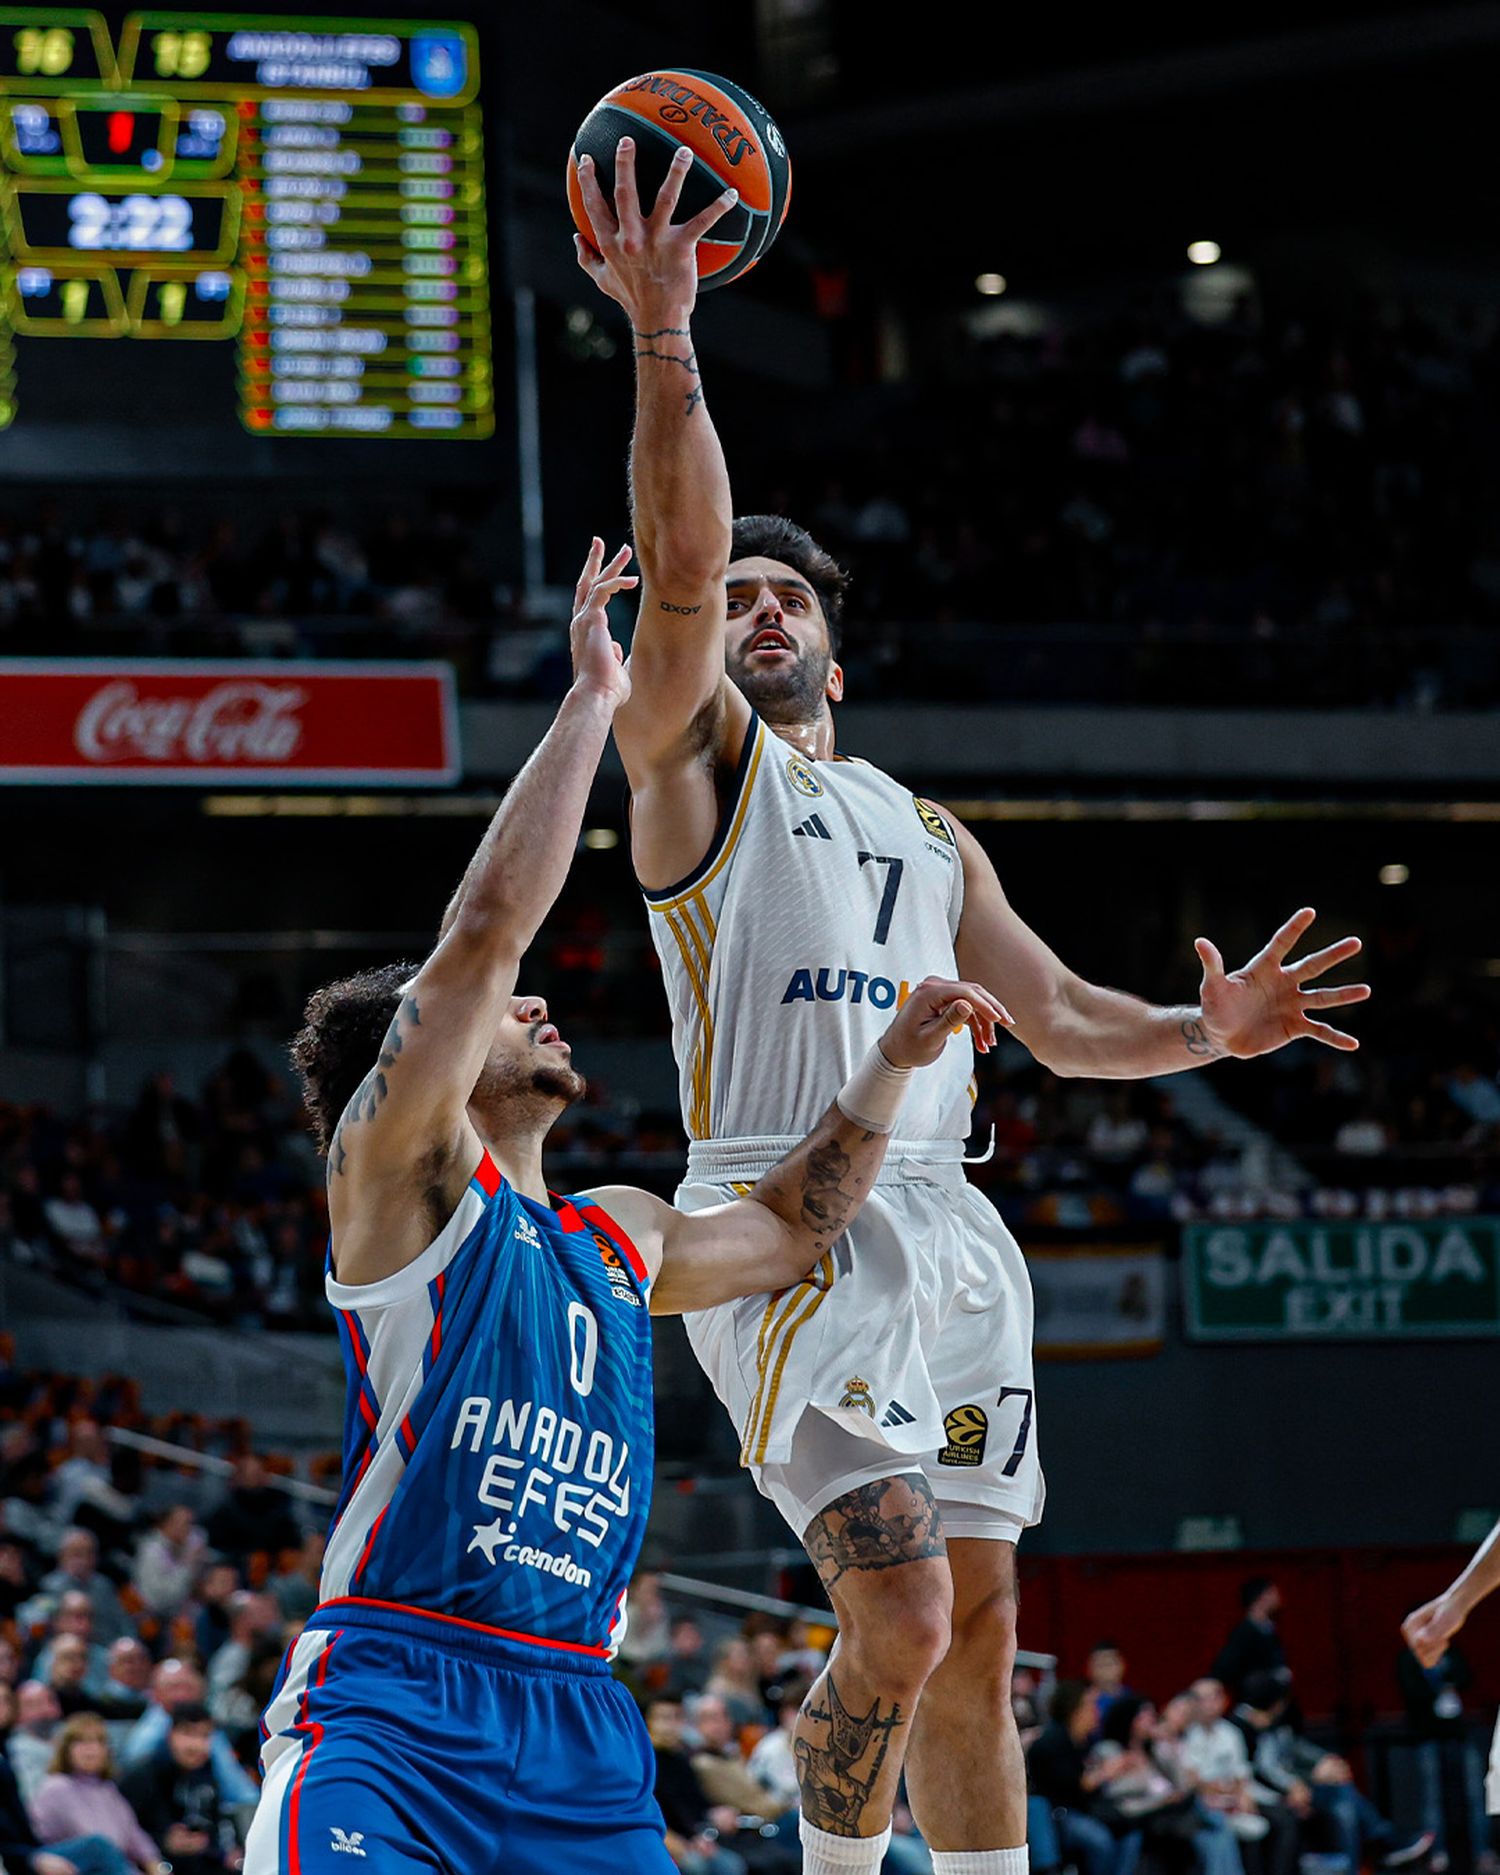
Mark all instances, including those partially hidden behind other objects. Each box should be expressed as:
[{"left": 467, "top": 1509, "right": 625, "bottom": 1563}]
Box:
[{"left": 73, "top": 680, "right": 308, "bottom": 765}]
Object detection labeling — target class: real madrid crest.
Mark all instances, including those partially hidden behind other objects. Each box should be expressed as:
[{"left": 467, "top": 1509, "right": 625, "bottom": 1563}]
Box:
[
  {"left": 838, "top": 1376, "right": 875, "bottom": 1416},
  {"left": 786, "top": 755, "right": 824, "bottom": 798}
]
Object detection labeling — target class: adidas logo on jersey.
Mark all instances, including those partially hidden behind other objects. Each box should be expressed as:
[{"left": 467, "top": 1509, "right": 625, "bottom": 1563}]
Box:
[
  {"left": 513, "top": 1214, "right": 541, "bottom": 1249},
  {"left": 792, "top": 813, "right": 832, "bottom": 840},
  {"left": 879, "top": 1400, "right": 916, "bottom": 1429}
]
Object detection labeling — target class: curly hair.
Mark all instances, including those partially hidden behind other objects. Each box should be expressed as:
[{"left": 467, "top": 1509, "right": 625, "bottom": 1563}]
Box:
[
  {"left": 290, "top": 960, "right": 419, "bottom": 1153},
  {"left": 730, "top": 514, "right": 851, "bottom": 655}
]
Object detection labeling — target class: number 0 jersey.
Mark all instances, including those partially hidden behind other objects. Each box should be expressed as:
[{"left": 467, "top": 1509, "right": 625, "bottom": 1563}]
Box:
[
  {"left": 318, "top": 1155, "right": 653, "bottom": 1658},
  {"left": 645, "top": 712, "right": 973, "bottom": 1147}
]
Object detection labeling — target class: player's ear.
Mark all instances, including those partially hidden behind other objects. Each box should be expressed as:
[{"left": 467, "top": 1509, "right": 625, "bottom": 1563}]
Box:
[{"left": 826, "top": 660, "right": 844, "bottom": 703}]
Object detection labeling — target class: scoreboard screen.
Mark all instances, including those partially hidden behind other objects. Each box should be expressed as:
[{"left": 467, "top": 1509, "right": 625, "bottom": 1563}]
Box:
[{"left": 0, "top": 10, "right": 493, "bottom": 440}]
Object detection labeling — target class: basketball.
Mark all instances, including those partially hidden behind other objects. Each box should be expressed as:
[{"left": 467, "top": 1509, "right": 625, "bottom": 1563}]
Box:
[{"left": 567, "top": 69, "right": 792, "bottom": 290}]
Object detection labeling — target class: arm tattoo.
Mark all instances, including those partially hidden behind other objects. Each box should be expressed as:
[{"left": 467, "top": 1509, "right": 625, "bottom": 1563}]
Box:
[
  {"left": 1181, "top": 1016, "right": 1222, "bottom": 1059},
  {"left": 794, "top": 1668, "right": 906, "bottom": 1837},
  {"left": 633, "top": 329, "right": 703, "bottom": 415},
  {"left": 798, "top": 1139, "right": 867, "bottom": 1243},
  {"left": 328, "top": 993, "right": 421, "bottom": 1176},
  {"left": 803, "top": 1475, "right": 944, "bottom": 1592},
  {"left": 658, "top": 599, "right": 703, "bottom": 615}
]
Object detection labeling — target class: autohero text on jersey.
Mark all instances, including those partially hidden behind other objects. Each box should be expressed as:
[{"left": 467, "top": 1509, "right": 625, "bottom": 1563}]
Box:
[
  {"left": 450, "top": 1394, "right": 632, "bottom": 1551},
  {"left": 781, "top": 968, "right": 914, "bottom": 1008}
]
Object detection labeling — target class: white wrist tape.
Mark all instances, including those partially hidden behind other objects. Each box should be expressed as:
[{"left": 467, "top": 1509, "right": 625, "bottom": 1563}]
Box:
[{"left": 836, "top": 1040, "right": 913, "bottom": 1135}]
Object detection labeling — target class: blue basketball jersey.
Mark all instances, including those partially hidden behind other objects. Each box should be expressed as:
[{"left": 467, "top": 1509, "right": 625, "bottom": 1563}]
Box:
[{"left": 317, "top": 1151, "right": 654, "bottom": 1657}]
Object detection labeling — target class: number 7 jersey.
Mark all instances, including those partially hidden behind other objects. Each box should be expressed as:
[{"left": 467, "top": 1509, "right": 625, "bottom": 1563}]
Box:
[{"left": 644, "top": 713, "right": 973, "bottom": 1148}]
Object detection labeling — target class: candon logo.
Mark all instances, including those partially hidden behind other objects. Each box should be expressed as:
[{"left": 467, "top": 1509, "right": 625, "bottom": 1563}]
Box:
[{"left": 73, "top": 680, "right": 308, "bottom": 765}]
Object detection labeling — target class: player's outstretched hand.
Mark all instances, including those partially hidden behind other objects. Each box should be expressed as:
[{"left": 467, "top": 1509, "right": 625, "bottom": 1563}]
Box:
[
  {"left": 881, "top": 975, "right": 1014, "bottom": 1070},
  {"left": 1402, "top": 1593, "right": 1465, "bottom": 1668},
  {"left": 570, "top": 538, "right": 635, "bottom": 712},
  {"left": 1194, "top": 908, "right": 1371, "bottom": 1058},
  {"left": 573, "top": 137, "right": 739, "bottom": 322}
]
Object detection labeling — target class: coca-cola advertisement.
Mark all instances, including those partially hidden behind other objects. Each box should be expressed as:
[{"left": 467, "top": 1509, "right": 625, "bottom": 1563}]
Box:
[{"left": 0, "top": 661, "right": 459, "bottom": 784}]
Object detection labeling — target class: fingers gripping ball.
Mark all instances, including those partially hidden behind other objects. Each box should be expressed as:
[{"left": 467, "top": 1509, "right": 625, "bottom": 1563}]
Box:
[{"left": 568, "top": 69, "right": 792, "bottom": 289}]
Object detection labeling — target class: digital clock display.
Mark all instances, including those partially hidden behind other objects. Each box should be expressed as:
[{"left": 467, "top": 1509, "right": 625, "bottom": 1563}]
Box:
[{"left": 0, "top": 8, "right": 493, "bottom": 442}]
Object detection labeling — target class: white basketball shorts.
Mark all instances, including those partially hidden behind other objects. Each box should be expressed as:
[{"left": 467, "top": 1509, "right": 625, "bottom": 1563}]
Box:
[{"left": 677, "top": 1144, "right": 1045, "bottom": 1544}]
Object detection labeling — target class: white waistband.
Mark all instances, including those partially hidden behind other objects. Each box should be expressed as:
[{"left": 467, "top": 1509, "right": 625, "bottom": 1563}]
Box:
[{"left": 685, "top": 1134, "right": 967, "bottom": 1184}]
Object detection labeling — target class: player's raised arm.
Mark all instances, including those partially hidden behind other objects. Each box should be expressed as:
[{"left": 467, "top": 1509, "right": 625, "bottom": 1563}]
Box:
[
  {"left": 942, "top": 807, "right": 1371, "bottom": 1078},
  {"left": 583, "top": 977, "right": 1011, "bottom": 1314},
  {"left": 574, "top": 141, "right": 751, "bottom": 784},
  {"left": 308, "top": 544, "right": 634, "bottom": 1242}
]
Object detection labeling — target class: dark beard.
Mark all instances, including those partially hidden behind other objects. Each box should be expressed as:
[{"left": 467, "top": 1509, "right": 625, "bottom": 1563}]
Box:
[
  {"left": 727, "top": 646, "right": 830, "bottom": 722},
  {"left": 473, "top": 1054, "right": 586, "bottom": 1125}
]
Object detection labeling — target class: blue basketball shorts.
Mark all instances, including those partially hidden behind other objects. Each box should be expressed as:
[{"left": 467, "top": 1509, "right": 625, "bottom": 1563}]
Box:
[{"left": 243, "top": 1599, "right": 675, "bottom": 1874}]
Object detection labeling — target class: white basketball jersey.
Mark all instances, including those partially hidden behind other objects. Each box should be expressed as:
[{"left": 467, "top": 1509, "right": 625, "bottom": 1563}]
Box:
[{"left": 645, "top": 714, "right": 974, "bottom": 1146}]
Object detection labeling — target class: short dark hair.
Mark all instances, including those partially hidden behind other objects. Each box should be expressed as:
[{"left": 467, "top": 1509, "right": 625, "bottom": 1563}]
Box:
[
  {"left": 1049, "top": 1679, "right": 1092, "bottom": 1726},
  {"left": 1240, "top": 1671, "right": 1286, "bottom": 1713},
  {"left": 1240, "top": 1575, "right": 1275, "bottom": 1610},
  {"left": 730, "top": 515, "right": 851, "bottom": 655},
  {"left": 169, "top": 1702, "right": 213, "bottom": 1731},
  {"left": 291, "top": 961, "right": 419, "bottom": 1152}
]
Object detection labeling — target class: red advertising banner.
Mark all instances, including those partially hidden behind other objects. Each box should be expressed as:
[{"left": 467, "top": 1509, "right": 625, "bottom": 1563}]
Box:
[{"left": 0, "top": 661, "right": 459, "bottom": 785}]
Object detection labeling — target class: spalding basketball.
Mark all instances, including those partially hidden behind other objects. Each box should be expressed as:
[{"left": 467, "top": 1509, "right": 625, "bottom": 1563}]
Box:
[{"left": 568, "top": 69, "right": 791, "bottom": 290}]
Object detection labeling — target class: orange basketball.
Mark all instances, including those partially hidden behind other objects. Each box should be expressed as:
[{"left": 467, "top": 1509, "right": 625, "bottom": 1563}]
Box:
[{"left": 568, "top": 69, "right": 792, "bottom": 290}]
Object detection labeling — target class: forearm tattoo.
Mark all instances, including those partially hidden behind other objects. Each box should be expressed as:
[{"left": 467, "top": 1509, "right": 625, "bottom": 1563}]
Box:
[
  {"left": 329, "top": 993, "right": 421, "bottom": 1176},
  {"left": 1181, "top": 1016, "right": 1222, "bottom": 1059},
  {"left": 803, "top": 1475, "right": 944, "bottom": 1591},
  {"left": 795, "top": 1669, "right": 907, "bottom": 1837},
  {"left": 658, "top": 600, "right": 702, "bottom": 615},
  {"left": 633, "top": 326, "right": 703, "bottom": 414},
  {"left": 798, "top": 1139, "right": 869, "bottom": 1243}
]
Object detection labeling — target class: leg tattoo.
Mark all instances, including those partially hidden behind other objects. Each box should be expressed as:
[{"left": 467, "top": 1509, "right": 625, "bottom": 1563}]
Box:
[
  {"left": 795, "top": 1668, "right": 907, "bottom": 1836},
  {"left": 804, "top": 1475, "right": 945, "bottom": 1592}
]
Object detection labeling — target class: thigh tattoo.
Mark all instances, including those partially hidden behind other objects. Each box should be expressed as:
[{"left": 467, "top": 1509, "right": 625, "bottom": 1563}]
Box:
[{"left": 803, "top": 1474, "right": 945, "bottom": 1592}]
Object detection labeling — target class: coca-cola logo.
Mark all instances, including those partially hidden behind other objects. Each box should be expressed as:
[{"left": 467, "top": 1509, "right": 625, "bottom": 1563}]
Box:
[{"left": 74, "top": 680, "right": 308, "bottom": 765}]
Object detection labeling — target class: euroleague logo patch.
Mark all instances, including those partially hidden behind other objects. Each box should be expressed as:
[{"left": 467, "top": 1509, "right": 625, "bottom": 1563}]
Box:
[
  {"left": 913, "top": 797, "right": 954, "bottom": 846},
  {"left": 938, "top": 1403, "right": 988, "bottom": 1467},
  {"left": 594, "top": 1231, "right": 642, "bottom": 1308},
  {"left": 786, "top": 755, "right": 823, "bottom": 797}
]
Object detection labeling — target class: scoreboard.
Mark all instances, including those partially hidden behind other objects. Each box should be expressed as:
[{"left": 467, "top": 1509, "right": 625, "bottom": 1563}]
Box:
[{"left": 0, "top": 10, "right": 493, "bottom": 439}]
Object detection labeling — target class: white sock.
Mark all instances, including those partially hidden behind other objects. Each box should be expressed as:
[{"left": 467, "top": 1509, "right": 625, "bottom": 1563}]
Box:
[
  {"left": 932, "top": 1850, "right": 1030, "bottom": 1875},
  {"left": 799, "top": 1816, "right": 894, "bottom": 1874}
]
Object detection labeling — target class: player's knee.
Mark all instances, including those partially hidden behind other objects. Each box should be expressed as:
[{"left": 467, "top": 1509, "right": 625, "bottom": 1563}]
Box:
[
  {"left": 936, "top": 1582, "right": 1019, "bottom": 1698},
  {"left": 841, "top": 1580, "right": 952, "bottom": 1692}
]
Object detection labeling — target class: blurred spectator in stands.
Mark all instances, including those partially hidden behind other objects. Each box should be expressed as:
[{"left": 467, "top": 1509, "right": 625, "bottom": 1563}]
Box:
[
  {"left": 9, "top": 1681, "right": 62, "bottom": 1802},
  {"left": 267, "top": 1531, "right": 322, "bottom": 1628},
  {"left": 618, "top": 1570, "right": 671, "bottom": 1672},
  {"left": 191, "top": 1563, "right": 241, "bottom": 1665},
  {"left": 707, "top": 1636, "right": 771, "bottom": 1733},
  {"left": 204, "top": 1593, "right": 280, "bottom": 1729},
  {"left": 1, "top": 1537, "right": 33, "bottom": 1623},
  {"left": 124, "top": 1073, "right": 199, "bottom": 1187},
  {"left": 689, "top": 1692, "right": 796, "bottom": 1843},
  {"left": 96, "top": 1642, "right": 152, "bottom": 1751},
  {"left": 1086, "top": 1643, "right": 1135, "bottom": 1731},
  {"left": 1396, "top": 1641, "right": 1496, "bottom": 1874},
  {"left": 204, "top": 1458, "right": 299, "bottom": 1569},
  {"left": 30, "top": 1714, "right": 161, "bottom": 1873},
  {"left": 746, "top": 1678, "right": 808, "bottom": 1817},
  {"left": 43, "top": 1638, "right": 100, "bottom": 1718},
  {"left": 1179, "top": 1678, "right": 1286, "bottom": 1875},
  {"left": 119, "top": 1661, "right": 256, "bottom": 1809},
  {"left": 47, "top": 1437, "right": 133, "bottom": 1550},
  {"left": 42, "top": 1176, "right": 106, "bottom": 1272},
  {"left": 1233, "top": 1672, "right": 1433, "bottom": 1871},
  {"left": 1090, "top": 1694, "right": 1241, "bottom": 1875},
  {"left": 4, "top": 1435, "right": 65, "bottom": 1558},
  {"left": 663, "top": 1615, "right": 712, "bottom": 1700},
  {"left": 0, "top": 1697, "right": 133, "bottom": 1875},
  {"left": 1027, "top": 1681, "right": 1140, "bottom": 1875},
  {"left": 645, "top": 1693, "right": 752, "bottom": 1875},
  {"left": 775, "top": 1618, "right": 827, "bottom": 1682},
  {"left": 1012, "top": 1665, "right": 1046, "bottom": 1749},
  {"left": 746, "top": 1624, "right": 791, "bottom": 1715},
  {"left": 121, "top": 1703, "right": 242, "bottom": 1875},
  {"left": 132, "top": 1507, "right": 205, "bottom": 1620},
  {"left": 1211, "top": 1578, "right": 1288, "bottom": 1699},
  {"left": 34, "top": 1594, "right": 111, "bottom": 1693},
  {"left": 32, "top": 1533, "right": 132, "bottom": 1648}
]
